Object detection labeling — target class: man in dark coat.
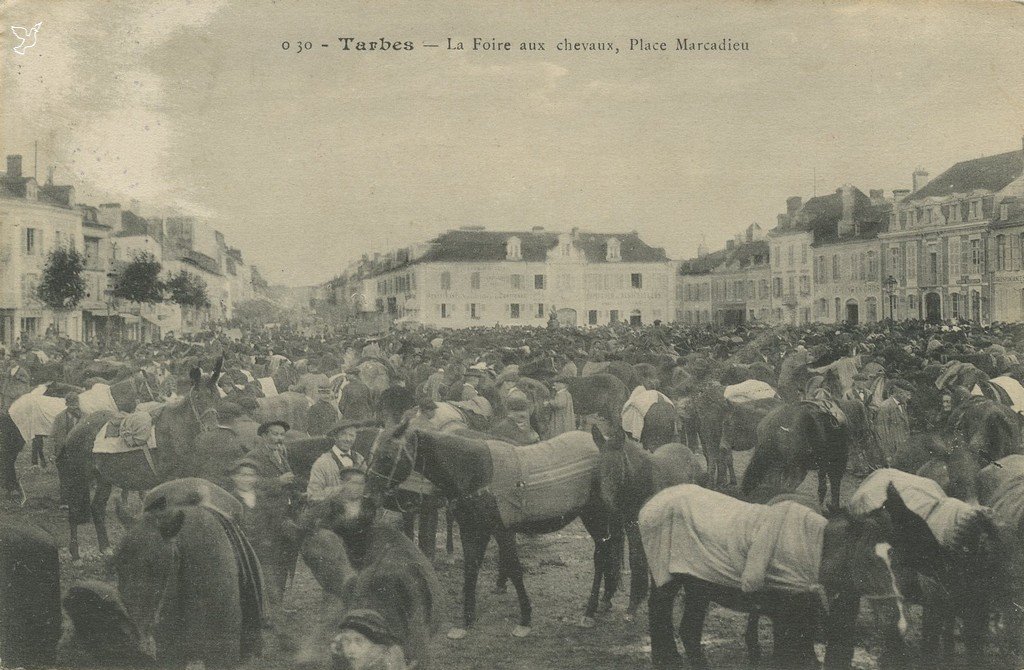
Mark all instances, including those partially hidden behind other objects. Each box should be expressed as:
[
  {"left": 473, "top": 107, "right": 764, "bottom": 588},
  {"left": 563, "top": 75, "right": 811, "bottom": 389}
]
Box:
[
  {"left": 307, "top": 386, "right": 341, "bottom": 436},
  {"left": 50, "top": 392, "right": 83, "bottom": 510},
  {"left": 0, "top": 357, "right": 31, "bottom": 412}
]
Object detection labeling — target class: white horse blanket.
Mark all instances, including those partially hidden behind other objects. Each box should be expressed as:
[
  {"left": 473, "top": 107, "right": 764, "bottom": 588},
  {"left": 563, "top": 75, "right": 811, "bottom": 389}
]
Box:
[
  {"left": 78, "top": 383, "right": 119, "bottom": 415},
  {"left": 639, "top": 484, "right": 827, "bottom": 592},
  {"left": 258, "top": 377, "right": 279, "bottom": 397},
  {"left": 9, "top": 386, "right": 65, "bottom": 440},
  {"left": 978, "top": 455, "right": 1024, "bottom": 529},
  {"left": 848, "top": 469, "right": 982, "bottom": 549},
  {"left": 972, "top": 376, "right": 1024, "bottom": 415},
  {"left": 724, "top": 380, "right": 778, "bottom": 404},
  {"left": 621, "top": 386, "right": 673, "bottom": 441},
  {"left": 487, "top": 431, "right": 599, "bottom": 527}
]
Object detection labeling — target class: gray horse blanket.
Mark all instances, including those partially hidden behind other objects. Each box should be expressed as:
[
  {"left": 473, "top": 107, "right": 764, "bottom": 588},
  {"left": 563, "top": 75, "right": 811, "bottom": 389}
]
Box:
[
  {"left": 639, "top": 484, "right": 827, "bottom": 593},
  {"left": 848, "top": 469, "right": 982, "bottom": 549},
  {"left": 978, "top": 455, "right": 1024, "bottom": 529},
  {"left": 486, "top": 431, "right": 598, "bottom": 526}
]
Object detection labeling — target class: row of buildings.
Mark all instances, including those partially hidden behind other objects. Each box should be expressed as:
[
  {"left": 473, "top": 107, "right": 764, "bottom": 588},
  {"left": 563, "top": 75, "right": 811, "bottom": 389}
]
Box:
[
  {"left": 0, "top": 153, "right": 265, "bottom": 347},
  {"left": 318, "top": 138, "right": 1024, "bottom": 330}
]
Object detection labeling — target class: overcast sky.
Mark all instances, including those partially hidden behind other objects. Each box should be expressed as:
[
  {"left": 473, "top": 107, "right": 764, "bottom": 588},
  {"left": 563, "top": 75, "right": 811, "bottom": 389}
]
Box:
[{"left": 3, "top": 1, "right": 1024, "bottom": 286}]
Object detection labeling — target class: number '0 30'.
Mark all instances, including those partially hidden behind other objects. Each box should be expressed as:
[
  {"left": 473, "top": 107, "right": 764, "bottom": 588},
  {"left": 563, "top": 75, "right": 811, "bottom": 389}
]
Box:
[{"left": 281, "top": 42, "right": 313, "bottom": 52}]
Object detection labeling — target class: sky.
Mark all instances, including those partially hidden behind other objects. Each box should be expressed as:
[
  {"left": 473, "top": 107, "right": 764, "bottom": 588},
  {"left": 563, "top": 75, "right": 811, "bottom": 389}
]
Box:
[{"left": 2, "top": 1, "right": 1024, "bottom": 286}]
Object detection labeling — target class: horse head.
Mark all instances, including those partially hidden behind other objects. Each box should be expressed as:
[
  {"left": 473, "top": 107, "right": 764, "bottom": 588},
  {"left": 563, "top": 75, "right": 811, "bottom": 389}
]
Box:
[
  {"left": 184, "top": 357, "right": 224, "bottom": 432},
  {"left": 110, "top": 497, "right": 187, "bottom": 658},
  {"left": 365, "top": 419, "right": 416, "bottom": 498},
  {"left": 592, "top": 425, "right": 643, "bottom": 520}
]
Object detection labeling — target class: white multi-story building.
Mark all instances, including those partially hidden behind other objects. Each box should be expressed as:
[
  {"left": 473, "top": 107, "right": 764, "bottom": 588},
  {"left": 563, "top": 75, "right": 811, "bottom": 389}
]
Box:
[
  {"left": 0, "top": 155, "right": 84, "bottom": 346},
  {"left": 357, "top": 227, "right": 675, "bottom": 329}
]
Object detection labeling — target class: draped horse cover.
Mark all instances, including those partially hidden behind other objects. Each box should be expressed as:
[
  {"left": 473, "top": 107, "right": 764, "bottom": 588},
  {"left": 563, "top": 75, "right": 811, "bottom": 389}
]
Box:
[
  {"left": 621, "top": 386, "right": 673, "bottom": 441},
  {"left": 8, "top": 386, "right": 65, "bottom": 441},
  {"left": 639, "top": 484, "right": 827, "bottom": 592},
  {"left": 978, "top": 455, "right": 1024, "bottom": 530},
  {"left": 77, "top": 383, "right": 119, "bottom": 415},
  {"left": 848, "top": 469, "right": 981, "bottom": 549},
  {"left": 486, "top": 431, "right": 599, "bottom": 527}
]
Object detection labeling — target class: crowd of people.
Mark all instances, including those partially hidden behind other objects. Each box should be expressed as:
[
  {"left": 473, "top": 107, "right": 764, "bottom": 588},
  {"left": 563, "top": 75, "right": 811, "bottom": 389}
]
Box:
[{"left": 3, "top": 315, "right": 1024, "bottom": 669}]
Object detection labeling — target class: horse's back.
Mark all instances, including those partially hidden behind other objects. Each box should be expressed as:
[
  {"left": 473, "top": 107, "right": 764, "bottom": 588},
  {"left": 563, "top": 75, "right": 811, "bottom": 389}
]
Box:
[{"left": 650, "top": 442, "right": 707, "bottom": 489}]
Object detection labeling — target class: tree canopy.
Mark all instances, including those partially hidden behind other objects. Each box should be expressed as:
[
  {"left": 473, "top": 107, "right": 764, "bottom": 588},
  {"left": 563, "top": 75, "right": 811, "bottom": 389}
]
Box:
[
  {"left": 37, "top": 245, "right": 86, "bottom": 311},
  {"left": 112, "top": 251, "right": 164, "bottom": 304},
  {"left": 166, "top": 269, "right": 210, "bottom": 308}
]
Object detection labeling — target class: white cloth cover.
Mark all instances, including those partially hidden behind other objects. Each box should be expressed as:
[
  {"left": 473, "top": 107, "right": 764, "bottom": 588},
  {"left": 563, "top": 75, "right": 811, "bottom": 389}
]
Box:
[
  {"left": 78, "top": 383, "right": 119, "bottom": 415},
  {"left": 9, "top": 387, "right": 66, "bottom": 440},
  {"left": 258, "top": 377, "right": 279, "bottom": 397},
  {"left": 621, "top": 386, "right": 673, "bottom": 441},
  {"left": 724, "top": 380, "right": 779, "bottom": 404},
  {"left": 975, "top": 376, "right": 1024, "bottom": 414},
  {"left": 639, "top": 484, "right": 827, "bottom": 594},
  {"left": 848, "top": 468, "right": 982, "bottom": 549}
]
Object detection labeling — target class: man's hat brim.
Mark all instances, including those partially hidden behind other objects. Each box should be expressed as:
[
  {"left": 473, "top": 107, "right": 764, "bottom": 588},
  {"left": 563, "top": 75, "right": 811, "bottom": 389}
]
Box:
[{"left": 257, "top": 420, "right": 290, "bottom": 436}]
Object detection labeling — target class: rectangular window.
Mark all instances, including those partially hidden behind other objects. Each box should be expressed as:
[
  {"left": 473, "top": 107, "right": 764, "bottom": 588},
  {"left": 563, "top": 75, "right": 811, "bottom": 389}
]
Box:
[
  {"left": 949, "top": 237, "right": 960, "bottom": 277},
  {"left": 788, "top": 246, "right": 794, "bottom": 267},
  {"left": 470, "top": 303, "right": 478, "bottom": 319},
  {"left": 800, "top": 275, "right": 810, "bottom": 295},
  {"left": 510, "top": 274, "right": 522, "bottom": 290},
  {"left": 470, "top": 272, "right": 480, "bottom": 290},
  {"left": 440, "top": 272, "right": 451, "bottom": 291},
  {"left": 440, "top": 303, "right": 449, "bottom": 318},
  {"left": 773, "top": 277, "right": 782, "bottom": 298},
  {"left": 907, "top": 243, "right": 917, "bottom": 280},
  {"left": 534, "top": 274, "right": 545, "bottom": 290},
  {"left": 971, "top": 239, "right": 981, "bottom": 272},
  {"left": 868, "top": 251, "right": 877, "bottom": 279},
  {"left": 631, "top": 273, "right": 643, "bottom": 289},
  {"left": 948, "top": 202, "right": 959, "bottom": 223},
  {"left": 970, "top": 200, "right": 980, "bottom": 220},
  {"left": 610, "top": 309, "right": 619, "bottom": 323},
  {"left": 832, "top": 255, "right": 839, "bottom": 280},
  {"left": 788, "top": 277, "right": 795, "bottom": 295},
  {"left": 536, "top": 303, "right": 544, "bottom": 318},
  {"left": 588, "top": 310, "right": 598, "bottom": 325},
  {"left": 24, "top": 228, "right": 36, "bottom": 255},
  {"left": 997, "top": 235, "right": 1007, "bottom": 271},
  {"left": 510, "top": 303, "right": 520, "bottom": 319},
  {"left": 801, "top": 246, "right": 807, "bottom": 265}
]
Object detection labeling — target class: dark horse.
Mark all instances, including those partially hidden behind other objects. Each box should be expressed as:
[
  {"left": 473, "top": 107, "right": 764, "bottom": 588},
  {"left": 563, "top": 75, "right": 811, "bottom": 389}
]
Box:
[
  {"left": 593, "top": 425, "right": 707, "bottom": 617},
  {"left": 365, "top": 422, "right": 624, "bottom": 639},
  {"left": 742, "top": 401, "right": 851, "bottom": 510},
  {"left": 0, "top": 521, "right": 61, "bottom": 668},
  {"left": 111, "top": 481, "right": 264, "bottom": 669},
  {"left": 644, "top": 483, "right": 934, "bottom": 669},
  {"left": 62, "top": 359, "right": 226, "bottom": 559}
]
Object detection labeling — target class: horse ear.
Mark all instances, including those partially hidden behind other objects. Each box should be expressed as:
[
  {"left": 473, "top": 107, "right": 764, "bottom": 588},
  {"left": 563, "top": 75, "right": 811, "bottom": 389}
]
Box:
[
  {"left": 157, "top": 510, "right": 186, "bottom": 540},
  {"left": 189, "top": 367, "right": 202, "bottom": 387}
]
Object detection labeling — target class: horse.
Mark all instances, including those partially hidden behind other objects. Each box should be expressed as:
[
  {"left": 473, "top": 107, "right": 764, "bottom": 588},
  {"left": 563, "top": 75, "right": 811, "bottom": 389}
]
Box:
[
  {"left": 298, "top": 493, "right": 441, "bottom": 670},
  {"left": 61, "top": 358, "right": 226, "bottom": 559},
  {"left": 365, "top": 422, "right": 624, "bottom": 639},
  {"left": 0, "top": 521, "right": 61, "bottom": 668},
  {"left": 111, "top": 481, "right": 264, "bottom": 669},
  {"left": 742, "top": 401, "right": 851, "bottom": 511},
  {"left": 567, "top": 373, "right": 628, "bottom": 422},
  {"left": 642, "top": 483, "right": 932, "bottom": 669},
  {"left": 256, "top": 391, "right": 312, "bottom": 433},
  {"left": 0, "top": 374, "right": 157, "bottom": 504},
  {"left": 593, "top": 426, "right": 706, "bottom": 616},
  {"left": 851, "top": 468, "right": 1014, "bottom": 667}
]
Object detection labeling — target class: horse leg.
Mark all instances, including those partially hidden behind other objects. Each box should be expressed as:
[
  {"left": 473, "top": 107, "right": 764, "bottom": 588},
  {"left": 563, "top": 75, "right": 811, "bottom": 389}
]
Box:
[
  {"left": 828, "top": 461, "right": 844, "bottom": 512},
  {"left": 649, "top": 577, "right": 684, "bottom": 669},
  {"left": 417, "top": 498, "right": 439, "bottom": 560},
  {"left": 601, "top": 525, "right": 624, "bottom": 613},
  {"left": 823, "top": 593, "right": 860, "bottom": 670},
  {"left": 493, "top": 533, "right": 513, "bottom": 594},
  {"left": 69, "top": 519, "right": 81, "bottom": 562},
  {"left": 91, "top": 478, "right": 113, "bottom": 555},
  {"left": 449, "top": 522, "right": 489, "bottom": 639},
  {"left": 493, "top": 529, "right": 531, "bottom": 636},
  {"left": 725, "top": 448, "right": 737, "bottom": 487},
  {"left": 624, "top": 523, "right": 649, "bottom": 619},
  {"left": 745, "top": 613, "right": 762, "bottom": 665},
  {"left": 446, "top": 504, "right": 456, "bottom": 555},
  {"left": 679, "top": 585, "right": 711, "bottom": 670},
  {"left": 817, "top": 469, "right": 828, "bottom": 507}
]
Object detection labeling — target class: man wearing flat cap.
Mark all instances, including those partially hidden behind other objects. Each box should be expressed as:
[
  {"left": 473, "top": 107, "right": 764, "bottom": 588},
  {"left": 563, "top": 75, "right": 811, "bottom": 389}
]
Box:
[
  {"left": 330, "top": 609, "right": 409, "bottom": 670},
  {"left": 307, "top": 420, "right": 368, "bottom": 502}
]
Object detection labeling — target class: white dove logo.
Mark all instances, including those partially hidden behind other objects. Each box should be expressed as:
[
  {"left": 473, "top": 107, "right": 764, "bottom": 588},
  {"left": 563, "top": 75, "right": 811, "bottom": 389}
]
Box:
[{"left": 11, "top": 22, "right": 42, "bottom": 55}]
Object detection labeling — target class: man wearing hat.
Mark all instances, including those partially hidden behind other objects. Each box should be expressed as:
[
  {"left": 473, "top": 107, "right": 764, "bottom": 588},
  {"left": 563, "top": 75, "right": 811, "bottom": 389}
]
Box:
[
  {"left": 307, "top": 385, "right": 341, "bottom": 437},
  {"left": 491, "top": 395, "right": 539, "bottom": 445},
  {"left": 330, "top": 609, "right": 409, "bottom": 670},
  {"left": 545, "top": 371, "right": 575, "bottom": 437},
  {"left": 51, "top": 392, "right": 83, "bottom": 510},
  {"left": 307, "top": 420, "right": 368, "bottom": 502}
]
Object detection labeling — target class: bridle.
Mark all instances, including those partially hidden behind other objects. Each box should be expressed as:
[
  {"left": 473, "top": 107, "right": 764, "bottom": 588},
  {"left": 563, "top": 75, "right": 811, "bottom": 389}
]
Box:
[
  {"left": 187, "top": 387, "right": 218, "bottom": 433},
  {"left": 366, "top": 430, "right": 423, "bottom": 514},
  {"left": 131, "top": 371, "right": 157, "bottom": 403}
]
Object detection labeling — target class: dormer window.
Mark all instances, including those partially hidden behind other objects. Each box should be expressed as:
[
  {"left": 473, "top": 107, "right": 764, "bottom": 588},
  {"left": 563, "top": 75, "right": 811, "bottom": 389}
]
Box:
[
  {"left": 606, "top": 237, "right": 621, "bottom": 262},
  {"left": 506, "top": 236, "right": 522, "bottom": 261}
]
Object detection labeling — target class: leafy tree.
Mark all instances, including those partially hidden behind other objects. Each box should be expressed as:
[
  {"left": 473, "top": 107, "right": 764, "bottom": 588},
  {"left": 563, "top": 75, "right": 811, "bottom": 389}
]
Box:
[
  {"left": 112, "top": 251, "right": 164, "bottom": 304},
  {"left": 165, "top": 269, "right": 210, "bottom": 308},
  {"left": 232, "top": 298, "right": 290, "bottom": 328},
  {"left": 37, "top": 245, "right": 86, "bottom": 332}
]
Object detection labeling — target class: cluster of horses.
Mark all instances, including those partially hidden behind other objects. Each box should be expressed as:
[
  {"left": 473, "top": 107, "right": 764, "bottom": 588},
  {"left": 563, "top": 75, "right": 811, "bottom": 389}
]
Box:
[{"left": 2, "top": 342, "right": 1024, "bottom": 669}]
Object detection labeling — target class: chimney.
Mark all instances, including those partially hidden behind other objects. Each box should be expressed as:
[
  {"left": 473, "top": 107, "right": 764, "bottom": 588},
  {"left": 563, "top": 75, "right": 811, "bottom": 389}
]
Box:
[
  {"left": 912, "top": 168, "right": 930, "bottom": 192},
  {"left": 129, "top": 199, "right": 141, "bottom": 214},
  {"left": 892, "top": 189, "right": 910, "bottom": 203},
  {"left": 697, "top": 239, "right": 709, "bottom": 258},
  {"left": 726, "top": 239, "right": 735, "bottom": 251},
  {"left": 786, "top": 196, "right": 802, "bottom": 218},
  {"left": 777, "top": 213, "right": 789, "bottom": 229},
  {"left": 571, "top": 227, "right": 580, "bottom": 238},
  {"left": 98, "top": 203, "right": 122, "bottom": 231},
  {"left": 6, "top": 155, "right": 22, "bottom": 178},
  {"left": 869, "top": 189, "right": 885, "bottom": 205},
  {"left": 838, "top": 184, "right": 855, "bottom": 237}
]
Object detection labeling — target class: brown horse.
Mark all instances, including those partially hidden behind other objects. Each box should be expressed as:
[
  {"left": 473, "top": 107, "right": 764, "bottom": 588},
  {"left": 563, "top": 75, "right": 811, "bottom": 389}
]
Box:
[{"left": 62, "top": 358, "right": 226, "bottom": 559}]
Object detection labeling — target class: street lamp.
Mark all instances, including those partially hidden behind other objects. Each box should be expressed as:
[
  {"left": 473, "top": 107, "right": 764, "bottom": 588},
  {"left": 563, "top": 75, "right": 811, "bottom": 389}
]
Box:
[{"left": 883, "top": 275, "right": 898, "bottom": 320}]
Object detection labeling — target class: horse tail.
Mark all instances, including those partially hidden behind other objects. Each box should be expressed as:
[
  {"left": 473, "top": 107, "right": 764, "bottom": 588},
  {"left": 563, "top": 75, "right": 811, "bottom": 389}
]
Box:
[{"left": 742, "top": 418, "right": 784, "bottom": 495}]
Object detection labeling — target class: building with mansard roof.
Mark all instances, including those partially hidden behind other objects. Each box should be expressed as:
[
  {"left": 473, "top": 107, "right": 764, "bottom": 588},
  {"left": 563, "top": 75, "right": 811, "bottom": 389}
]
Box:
[
  {"left": 352, "top": 226, "right": 675, "bottom": 329},
  {"left": 881, "top": 142, "right": 1024, "bottom": 323}
]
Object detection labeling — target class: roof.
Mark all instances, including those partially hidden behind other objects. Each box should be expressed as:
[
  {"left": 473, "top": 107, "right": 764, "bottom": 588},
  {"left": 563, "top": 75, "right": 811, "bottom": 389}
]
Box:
[
  {"left": 678, "top": 248, "right": 729, "bottom": 275},
  {"left": 678, "top": 238, "right": 770, "bottom": 276},
  {"left": 781, "top": 187, "right": 890, "bottom": 246},
  {"left": 362, "top": 229, "right": 669, "bottom": 278},
  {"left": 904, "top": 149, "right": 1024, "bottom": 203}
]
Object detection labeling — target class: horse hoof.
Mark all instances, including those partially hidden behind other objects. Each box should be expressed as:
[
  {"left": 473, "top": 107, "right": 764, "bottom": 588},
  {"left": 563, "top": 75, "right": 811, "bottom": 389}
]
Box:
[
  {"left": 577, "top": 616, "right": 595, "bottom": 629},
  {"left": 446, "top": 628, "right": 468, "bottom": 640},
  {"left": 511, "top": 625, "right": 531, "bottom": 638}
]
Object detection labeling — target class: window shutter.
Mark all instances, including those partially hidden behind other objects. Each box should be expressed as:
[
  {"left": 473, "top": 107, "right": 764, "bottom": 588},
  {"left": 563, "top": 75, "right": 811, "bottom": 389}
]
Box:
[
  {"left": 21, "top": 228, "right": 27, "bottom": 254},
  {"left": 950, "top": 237, "right": 960, "bottom": 277},
  {"left": 38, "top": 230, "right": 44, "bottom": 255},
  {"left": 960, "top": 236, "right": 969, "bottom": 274}
]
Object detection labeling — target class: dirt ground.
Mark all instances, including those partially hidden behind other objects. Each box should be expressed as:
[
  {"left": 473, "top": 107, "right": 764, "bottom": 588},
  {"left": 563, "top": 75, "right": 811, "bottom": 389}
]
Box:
[{"left": 0, "top": 448, "right": 941, "bottom": 670}]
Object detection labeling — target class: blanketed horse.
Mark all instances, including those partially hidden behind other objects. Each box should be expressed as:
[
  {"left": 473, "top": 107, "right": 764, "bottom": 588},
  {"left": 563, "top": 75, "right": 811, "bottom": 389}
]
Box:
[
  {"left": 112, "top": 480, "right": 264, "bottom": 668},
  {"left": 641, "top": 483, "right": 933, "bottom": 669},
  {"left": 366, "top": 423, "right": 624, "bottom": 639},
  {"left": 61, "top": 358, "right": 226, "bottom": 559},
  {"left": 567, "top": 373, "right": 628, "bottom": 422}
]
